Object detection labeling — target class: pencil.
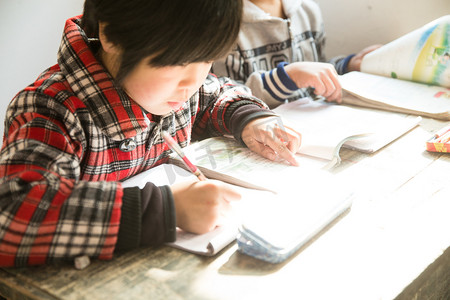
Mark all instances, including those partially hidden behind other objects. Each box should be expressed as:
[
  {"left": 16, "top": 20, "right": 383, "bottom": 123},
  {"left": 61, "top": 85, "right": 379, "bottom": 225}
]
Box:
[
  {"left": 162, "top": 131, "right": 207, "bottom": 181},
  {"left": 433, "top": 125, "right": 450, "bottom": 139},
  {"left": 435, "top": 131, "right": 450, "bottom": 144}
]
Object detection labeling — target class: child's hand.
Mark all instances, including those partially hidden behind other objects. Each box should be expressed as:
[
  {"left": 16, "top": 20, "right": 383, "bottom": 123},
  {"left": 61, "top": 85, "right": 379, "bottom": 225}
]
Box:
[
  {"left": 347, "top": 44, "right": 383, "bottom": 72},
  {"left": 284, "top": 62, "right": 342, "bottom": 103},
  {"left": 171, "top": 179, "right": 241, "bottom": 234},
  {"left": 241, "top": 116, "right": 301, "bottom": 166}
]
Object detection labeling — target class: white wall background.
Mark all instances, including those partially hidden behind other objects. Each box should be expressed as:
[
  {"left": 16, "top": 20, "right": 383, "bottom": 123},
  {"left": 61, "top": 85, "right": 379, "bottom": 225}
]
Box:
[
  {"left": 316, "top": 0, "right": 450, "bottom": 58},
  {"left": 0, "top": 0, "right": 84, "bottom": 138},
  {"left": 0, "top": 0, "right": 449, "bottom": 138}
]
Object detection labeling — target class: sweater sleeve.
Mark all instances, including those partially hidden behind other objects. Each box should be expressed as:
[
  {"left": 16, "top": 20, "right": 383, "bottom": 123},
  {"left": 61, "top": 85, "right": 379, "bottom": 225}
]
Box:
[
  {"left": 139, "top": 184, "right": 176, "bottom": 246},
  {"left": 247, "top": 54, "right": 357, "bottom": 107},
  {"left": 116, "top": 184, "right": 176, "bottom": 252},
  {"left": 247, "top": 62, "right": 315, "bottom": 108},
  {"left": 115, "top": 186, "right": 142, "bottom": 251},
  {"left": 192, "top": 74, "right": 275, "bottom": 140},
  {"left": 329, "top": 54, "right": 356, "bottom": 75}
]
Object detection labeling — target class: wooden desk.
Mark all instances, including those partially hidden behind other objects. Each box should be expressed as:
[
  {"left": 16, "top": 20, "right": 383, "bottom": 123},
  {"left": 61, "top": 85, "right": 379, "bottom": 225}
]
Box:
[{"left": 1, "top": 117, "right": 449, "bottom": 300}]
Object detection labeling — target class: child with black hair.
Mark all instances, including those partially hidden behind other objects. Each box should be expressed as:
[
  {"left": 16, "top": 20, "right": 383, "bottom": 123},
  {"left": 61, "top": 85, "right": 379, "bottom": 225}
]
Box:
[{"left": 0, "top": 0, "right": 301, "bottom": 267}]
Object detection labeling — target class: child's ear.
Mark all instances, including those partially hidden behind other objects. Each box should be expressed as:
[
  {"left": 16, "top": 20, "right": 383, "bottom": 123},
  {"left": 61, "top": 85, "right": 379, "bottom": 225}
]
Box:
[{"left": 98, "top": 22, "right": 119, "bottom": 54}]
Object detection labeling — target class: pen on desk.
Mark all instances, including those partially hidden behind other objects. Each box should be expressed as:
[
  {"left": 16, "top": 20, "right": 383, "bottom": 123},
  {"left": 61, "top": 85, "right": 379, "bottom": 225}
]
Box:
[
  {"left": 162, "top": 130, "right": 207, "bottom": 181},
  {"left": 433, "top": 125, "right": 450, "bottom": 139},
  {"left": 435, "top": 130, "right": 450, "bottom": 143}
]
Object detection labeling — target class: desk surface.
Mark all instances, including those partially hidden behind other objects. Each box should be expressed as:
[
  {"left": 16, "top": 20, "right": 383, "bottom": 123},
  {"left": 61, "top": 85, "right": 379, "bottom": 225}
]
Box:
[{"left": 1, "top": 116, "right": 449, "bottom": 300}]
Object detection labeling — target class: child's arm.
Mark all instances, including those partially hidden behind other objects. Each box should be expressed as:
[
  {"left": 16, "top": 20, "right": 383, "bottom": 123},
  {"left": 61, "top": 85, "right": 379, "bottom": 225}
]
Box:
[
  {"left": 244, "top": 61, "right": 342, "bottom": 107},
  {"left": 0, "top": 106, "right": 127, "bottom": 266},
  {"left": 0, "top": 92, "right": 172, "bottom": 266},
  {"left": 133, "top": 179, "right": 241, "bottom": 247},
  {"left": 192, "top": 74, "right": 277, "bottom": 141},
  {"left": 193, "top": 75, "right": 301, "bottom": 165}
]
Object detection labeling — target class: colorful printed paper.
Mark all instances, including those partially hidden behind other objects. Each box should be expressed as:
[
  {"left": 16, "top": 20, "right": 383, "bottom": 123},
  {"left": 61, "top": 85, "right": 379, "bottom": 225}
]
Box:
[{"left": 361, "top": 15, "right": 450, "bottom": 88}]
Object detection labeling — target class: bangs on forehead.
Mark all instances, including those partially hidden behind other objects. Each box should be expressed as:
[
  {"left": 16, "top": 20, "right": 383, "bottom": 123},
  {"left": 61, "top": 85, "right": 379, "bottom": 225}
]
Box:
[{"left": 144, "top": 1, "right": 242, "bottom": 66}]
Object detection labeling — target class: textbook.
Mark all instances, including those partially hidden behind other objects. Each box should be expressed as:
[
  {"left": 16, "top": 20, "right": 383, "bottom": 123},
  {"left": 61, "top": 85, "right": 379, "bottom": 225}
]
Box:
[
  {"left": 271, "top": 98, "right": 421, "bottom": 168},
  {"left": 171, "top": 104, "right": 419, "bottom": 191},
  {"left": 177, "top": 135, "right": 337, "bottom": 192},
  {"left": 340, "top": 72, "right": 450, "bottom": 120},
  {"left": 122, "top": 153, "right": 354, "bottom": 259},
  {"left": 340, "top": 15, "right": 450, "bottom": 119}
]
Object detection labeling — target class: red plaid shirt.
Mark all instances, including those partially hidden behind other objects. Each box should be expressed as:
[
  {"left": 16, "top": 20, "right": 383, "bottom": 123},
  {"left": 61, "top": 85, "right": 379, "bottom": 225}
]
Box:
[{"left": 0, "top": 16, "right": 269, "bottom": 267}]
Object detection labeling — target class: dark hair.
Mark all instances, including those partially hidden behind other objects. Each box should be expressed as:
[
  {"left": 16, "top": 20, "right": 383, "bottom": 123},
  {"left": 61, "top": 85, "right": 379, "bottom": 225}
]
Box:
[{"left": 81, "top": 0, "right": 243, "bottom": 83}]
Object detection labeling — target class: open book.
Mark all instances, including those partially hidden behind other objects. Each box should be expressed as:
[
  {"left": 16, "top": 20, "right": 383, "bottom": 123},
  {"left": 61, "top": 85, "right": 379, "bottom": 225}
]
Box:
[
  {"left": 272, "top": 98, "right": 420, "bottom": 168},
  {"left": 340, "top": 15, "right": 450, "bottom": 119}
]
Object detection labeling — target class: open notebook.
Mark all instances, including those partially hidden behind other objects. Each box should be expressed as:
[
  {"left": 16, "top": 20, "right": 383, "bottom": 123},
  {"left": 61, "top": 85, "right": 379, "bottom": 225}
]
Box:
[
  {"left": 122, "top": 157, "right": 354, "bottom": 258},
  {"left": 121, "top": 164, "right": 239, "bottom": 255}
]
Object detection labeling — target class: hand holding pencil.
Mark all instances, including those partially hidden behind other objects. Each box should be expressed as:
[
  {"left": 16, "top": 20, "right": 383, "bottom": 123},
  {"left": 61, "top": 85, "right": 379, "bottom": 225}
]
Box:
[{"left": 162, "top": 130, "right": 241, "bottom": 234}]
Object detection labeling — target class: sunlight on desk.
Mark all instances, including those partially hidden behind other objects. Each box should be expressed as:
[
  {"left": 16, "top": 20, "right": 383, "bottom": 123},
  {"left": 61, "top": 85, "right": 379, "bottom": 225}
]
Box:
[{"left": 0, "top": 118, "right": 449, "bottom": 300}]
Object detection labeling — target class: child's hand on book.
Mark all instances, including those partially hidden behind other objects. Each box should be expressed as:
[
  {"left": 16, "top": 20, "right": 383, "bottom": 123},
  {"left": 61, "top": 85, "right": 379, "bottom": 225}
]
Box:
[
  {"left": 241, "top": 116, "right": 301, "bottom": 166},
  {"left": 170, "top": 179, "right": 241, "bottom": 234},
  {"left": 284, "top": 62, "right": 342, "bottom": 103}
]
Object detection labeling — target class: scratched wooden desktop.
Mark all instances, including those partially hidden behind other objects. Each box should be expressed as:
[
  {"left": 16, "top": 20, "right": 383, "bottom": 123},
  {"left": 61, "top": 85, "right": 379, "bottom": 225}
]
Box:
[{"left": 0, "top": 116, "right": 449, "bottom": 300}]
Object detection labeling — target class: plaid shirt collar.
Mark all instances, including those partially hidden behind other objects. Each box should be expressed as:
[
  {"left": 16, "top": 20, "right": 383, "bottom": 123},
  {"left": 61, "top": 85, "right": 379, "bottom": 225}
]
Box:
[{"left": 57, "top": 16, "right": 150, "bottom": 141}]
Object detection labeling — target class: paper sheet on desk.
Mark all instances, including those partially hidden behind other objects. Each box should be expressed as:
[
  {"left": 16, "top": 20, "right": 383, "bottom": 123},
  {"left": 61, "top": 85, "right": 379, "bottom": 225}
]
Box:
[
  {"left": 122, "top": 164, "right": 355, "bottom": 258},
  {"left": 173, "top": 183, "right": 352, "bottom": 257},
  {"left": 167, "top": 186, "right": 278, "bottom": 256},
  {"left": 121, "top": 163, "right": 196, "bottom": 188},
  {"left": 235, "top": 175, "right": 354, "bottom": 263},
  {"left": 122, "top": 164, "right": 276, "bottom": 256},
  {"left": 167, "top": 225, "right": 238, "bottom": 256}
]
